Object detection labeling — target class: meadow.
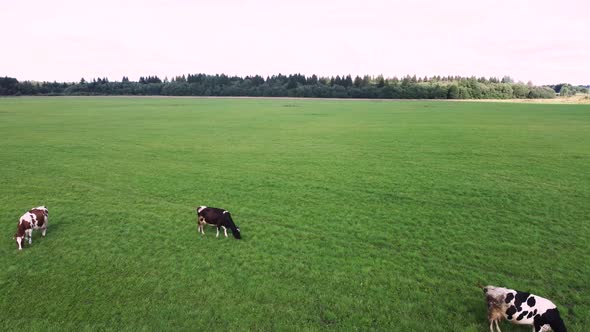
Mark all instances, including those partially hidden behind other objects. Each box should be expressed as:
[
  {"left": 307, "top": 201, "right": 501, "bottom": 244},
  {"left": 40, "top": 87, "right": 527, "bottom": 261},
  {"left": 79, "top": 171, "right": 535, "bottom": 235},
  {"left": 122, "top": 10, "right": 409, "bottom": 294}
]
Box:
[{"left": 0, "top": 97, "right": 588, "bottom": 331}]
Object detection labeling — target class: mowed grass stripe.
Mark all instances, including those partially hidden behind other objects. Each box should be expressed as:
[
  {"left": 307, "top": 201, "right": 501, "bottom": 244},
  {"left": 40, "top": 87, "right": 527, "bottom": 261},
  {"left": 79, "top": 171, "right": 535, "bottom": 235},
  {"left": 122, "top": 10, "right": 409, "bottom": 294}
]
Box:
[{"left": 0, "top": 97, "right": 588, "bottom": 331}]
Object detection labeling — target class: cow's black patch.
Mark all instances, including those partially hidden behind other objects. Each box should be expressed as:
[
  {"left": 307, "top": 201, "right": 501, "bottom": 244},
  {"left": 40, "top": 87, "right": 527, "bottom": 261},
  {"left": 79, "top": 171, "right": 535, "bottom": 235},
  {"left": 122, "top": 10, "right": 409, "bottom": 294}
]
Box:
[
  {"left": 527, "top": 296, "right": 536, "bottom": 307},
  {"left": 505, "top": 292, "right": 514, "bottom": 304},
  {"left": 543, "top": 308, "right": 567, "bottom": 332},
  {"left": 533, "top": 314, "right": 543, "bottom": 332},
  {"left": 527, "top": 311, "right": 534, "bottom": 319},
  {"left": 506, "top": 305, "right": 517, "bottom": 320},
  {"left": 514, "top": 291, "right": 530, "bottom": 311},
  {"left": 532, "top": 308, "right": 567, "bottom": 332},
  {"left": 517, "top": 311, "right": 529, "bottom": 321}
]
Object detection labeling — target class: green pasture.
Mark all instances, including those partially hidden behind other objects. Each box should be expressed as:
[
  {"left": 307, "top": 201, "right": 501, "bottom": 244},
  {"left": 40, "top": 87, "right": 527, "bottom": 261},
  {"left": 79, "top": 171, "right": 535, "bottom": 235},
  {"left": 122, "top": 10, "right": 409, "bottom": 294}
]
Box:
[{"left": 0, "top": 97, "right": 588, "bottom": 331}]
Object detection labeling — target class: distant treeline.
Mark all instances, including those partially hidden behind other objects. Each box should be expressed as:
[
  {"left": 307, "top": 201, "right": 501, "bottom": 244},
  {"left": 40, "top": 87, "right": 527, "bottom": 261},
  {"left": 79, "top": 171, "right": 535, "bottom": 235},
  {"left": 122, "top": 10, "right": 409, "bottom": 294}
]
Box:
[
  {"left": 545, "top": 83, "right": 589, "bottom": 97},
  {"left": 1, "top": 74, "right": 585, "bottom": 99}
]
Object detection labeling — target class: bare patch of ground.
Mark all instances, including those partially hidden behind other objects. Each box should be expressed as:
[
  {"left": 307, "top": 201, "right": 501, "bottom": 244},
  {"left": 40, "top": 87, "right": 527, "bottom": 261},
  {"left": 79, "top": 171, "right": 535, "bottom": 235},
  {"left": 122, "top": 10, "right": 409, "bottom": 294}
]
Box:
[{"left": 461, "top": 95, "right": 590, "bottom": 104}]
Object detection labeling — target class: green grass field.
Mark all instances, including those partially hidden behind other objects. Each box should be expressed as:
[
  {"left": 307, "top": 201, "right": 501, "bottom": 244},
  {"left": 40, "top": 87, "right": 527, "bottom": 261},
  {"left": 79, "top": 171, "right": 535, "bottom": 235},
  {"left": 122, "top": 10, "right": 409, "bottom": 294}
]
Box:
[{"left": 1, "top": 97, "right": 589, "bottom": 331}]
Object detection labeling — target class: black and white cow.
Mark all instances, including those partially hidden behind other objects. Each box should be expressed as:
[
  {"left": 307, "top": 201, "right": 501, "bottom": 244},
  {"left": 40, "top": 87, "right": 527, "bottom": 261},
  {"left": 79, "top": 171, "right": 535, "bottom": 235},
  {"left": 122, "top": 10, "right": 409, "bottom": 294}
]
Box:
[
  {"left": 14, "top": 206, "right": 48, "bottom": 250},
  {"left": 483, "top": 285, "right": 567, "bottom": 332},
  {"left": 195, "top": 206, "right": 241, "bottom": 239}
]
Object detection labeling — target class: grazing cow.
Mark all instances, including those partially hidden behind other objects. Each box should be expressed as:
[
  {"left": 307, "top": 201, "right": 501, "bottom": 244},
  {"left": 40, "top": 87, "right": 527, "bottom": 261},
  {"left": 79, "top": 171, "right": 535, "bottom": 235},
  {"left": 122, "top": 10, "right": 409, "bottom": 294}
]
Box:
[
  {"left": 195, "top": 206, "right": 241, "bottom": 239},
  {"left": 14, "top": 206, "right": 49, "bottom": 250},
  {"left": 482, "top": 285, "right": 567, "bottom": 332}
]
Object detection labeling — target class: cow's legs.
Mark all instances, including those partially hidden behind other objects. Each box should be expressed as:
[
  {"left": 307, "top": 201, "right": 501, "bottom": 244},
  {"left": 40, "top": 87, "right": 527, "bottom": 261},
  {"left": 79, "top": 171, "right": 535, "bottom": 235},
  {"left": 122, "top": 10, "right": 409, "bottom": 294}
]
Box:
[
  {"left": 489, "top": 321, "right": 494, "bottom": 332},
  {"left": 16, "top": 237, "right": 23, "bottom": 250},
  {"left": 26, "top": 229, "right": 33, "bottom": 244},
  {"left": 222, "top": 226, "right": 228, "bottom": 237},
  {"left": 495, "top": 320, "right": 501, "bottom": 332},
  {"left": 216, "top": 226, "right": 220, "bottom": 238},
  {"left": 535, "top": 325, "right": 550, "bottom": 332},
  {"left": 42, "top": 218, "right": 47, "bottom": 237}
]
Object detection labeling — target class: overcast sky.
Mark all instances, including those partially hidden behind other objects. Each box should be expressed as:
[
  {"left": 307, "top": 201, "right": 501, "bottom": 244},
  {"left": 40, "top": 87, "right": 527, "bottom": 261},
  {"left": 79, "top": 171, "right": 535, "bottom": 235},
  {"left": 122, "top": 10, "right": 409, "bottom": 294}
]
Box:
[{"left": 2, "top": 0, "right": 589, "bottom": 85}]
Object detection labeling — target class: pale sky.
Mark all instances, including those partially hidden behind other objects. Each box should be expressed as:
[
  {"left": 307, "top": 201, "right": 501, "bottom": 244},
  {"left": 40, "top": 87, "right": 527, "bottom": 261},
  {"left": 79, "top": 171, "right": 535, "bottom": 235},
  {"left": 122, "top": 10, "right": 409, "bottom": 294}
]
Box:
[{"left": 2, "top": 0, "right": 589, "bottom": 85}]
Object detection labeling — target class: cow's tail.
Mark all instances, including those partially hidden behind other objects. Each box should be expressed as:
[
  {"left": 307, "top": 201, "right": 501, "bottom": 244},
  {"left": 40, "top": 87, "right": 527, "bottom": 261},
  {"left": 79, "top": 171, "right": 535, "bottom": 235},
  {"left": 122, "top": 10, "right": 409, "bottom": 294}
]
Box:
[{"left": 223, "top": 212, "right": 241, "bottom": 239}]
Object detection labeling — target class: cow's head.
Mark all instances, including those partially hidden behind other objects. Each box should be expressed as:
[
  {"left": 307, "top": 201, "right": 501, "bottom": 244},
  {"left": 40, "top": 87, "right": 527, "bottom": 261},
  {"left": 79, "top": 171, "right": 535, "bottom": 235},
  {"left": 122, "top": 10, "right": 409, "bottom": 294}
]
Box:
[
  {"left": 14, "top": 220, "right": 30, "bottom": 250},
  {"left": 232, "top": 227, "right": 242, "bottom": 239},
  {"left": 482, "top": 285, "right": 507, "bottom": 304},
  {"left": 14, "top": 234, "right": 23, "bottom": 250}
]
